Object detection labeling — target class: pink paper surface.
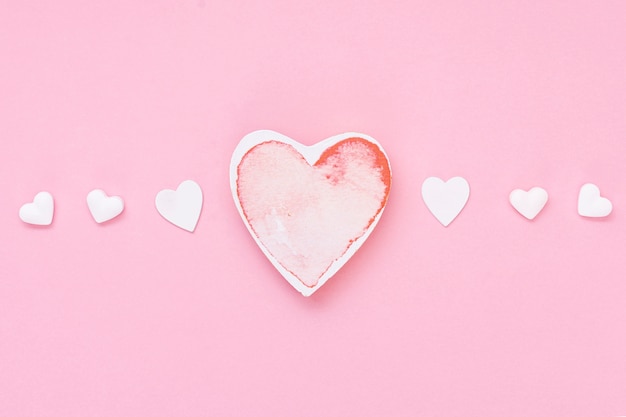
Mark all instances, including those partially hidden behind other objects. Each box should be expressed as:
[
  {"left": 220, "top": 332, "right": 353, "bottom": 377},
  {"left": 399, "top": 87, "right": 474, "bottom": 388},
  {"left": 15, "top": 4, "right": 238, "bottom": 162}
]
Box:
[{"left": 1, "top": 1, "right": 625, "bottom": 416}]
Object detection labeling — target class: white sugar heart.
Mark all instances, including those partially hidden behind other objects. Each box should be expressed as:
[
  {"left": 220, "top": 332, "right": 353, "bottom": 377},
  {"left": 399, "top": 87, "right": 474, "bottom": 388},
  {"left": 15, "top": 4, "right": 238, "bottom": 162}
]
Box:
[
  {"left": 19, "top": 191, "right": 54, "bottom": 226},
  {"left": 509, "top": 187, "right": 548, "bottom": 220},
  {"left": 421, "top": 176, "right": 470, "bottom": 227},
  {"left": 155, "top": 180, "right": 203, "bottom": 232},
  {"left": 230, "top": 130, "right": 391, "bottom": 296},
  {"left": 87, "top": 189, "right": 124, "bottom": 223},
  {"left": 578, "top": 183, "right": 612, "bottom": 218}
]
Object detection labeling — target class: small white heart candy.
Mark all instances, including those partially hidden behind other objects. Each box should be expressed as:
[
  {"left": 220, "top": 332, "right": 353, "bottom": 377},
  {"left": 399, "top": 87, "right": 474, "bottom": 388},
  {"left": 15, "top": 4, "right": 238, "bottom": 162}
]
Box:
[
  {"left": 509, "top": 187, "right": 549, "bottom": 220},
  {"left": 578, "top": 183, "right": 612, "bottom": 218},
  {"left": 421, "top": 176, "right": 470, "bottom": 227},
  {"left": 19, "top": 191, "right": 54, "bottom": 226},
  {"left": 155, "top": 180, "right": 203, "bottom": 232},
  {"left": 87, "top": 189, "right": 124, "bottom": 223}
]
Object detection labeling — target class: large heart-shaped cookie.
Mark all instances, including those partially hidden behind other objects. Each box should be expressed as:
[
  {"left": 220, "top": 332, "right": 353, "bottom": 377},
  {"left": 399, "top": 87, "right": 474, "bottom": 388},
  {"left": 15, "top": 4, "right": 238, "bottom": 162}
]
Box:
[{"left": 230, "top": 130, "right": 392, "bottom": 296}]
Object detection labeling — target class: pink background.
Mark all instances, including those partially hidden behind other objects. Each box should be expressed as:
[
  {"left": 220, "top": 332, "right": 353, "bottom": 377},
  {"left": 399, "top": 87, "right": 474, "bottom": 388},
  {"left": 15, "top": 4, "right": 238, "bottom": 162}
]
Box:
[{"left": 1, "top": 1, "right": 626, "bottom": 415}]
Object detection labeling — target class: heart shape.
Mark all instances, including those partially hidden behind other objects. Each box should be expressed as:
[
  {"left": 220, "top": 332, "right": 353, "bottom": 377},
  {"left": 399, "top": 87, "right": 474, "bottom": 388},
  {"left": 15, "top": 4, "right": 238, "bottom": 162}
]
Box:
[
  {"left": 19, "top": 191, "right": 54, "bottom": 226},
  {"left": 230, "top": 130, "right": 392, "bottom": 296},
  {"left": 155, "top": 180, "right": 203, "bottom": 232},
  {"left": 421, "top": 177, "right": 470, "bottom": 227},
  {"left": 87, "top": 189, "right": 124, "bottom": 223},
  {"left": 509, "top": 187, "right": 548, "bottom": 220},
  {"left": 578, "top": 183, "right": 612, "bottom": 218}
]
